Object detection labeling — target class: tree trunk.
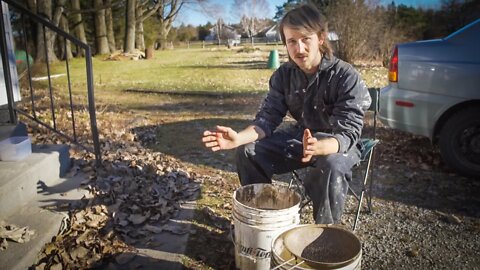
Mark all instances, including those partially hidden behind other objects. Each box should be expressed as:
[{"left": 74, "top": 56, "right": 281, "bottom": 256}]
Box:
[
  {"left": 26, "top": 0, "right": 38, "bottom": 58},
  {"left": 124, "top": 0, "right": 136, "bottom": 53},
  {"left": 159, "top": 27, "right": 169, "bottom": 50},
  {"left": 94, "top": 0, "right": 110, "bottom": 55},
  {"left": 105, "top": 0, "right": 116, "bottom": 52},
  {"left": 59, "top": 15, "right": 73, "bottom": 60},
  {"left": 135, "top": 4, "right": 145, "bottom": 51},
  {"left": 216, "top": 21, "right": 221, "bottom": 46},
  {"left": 155, "top": 0, "right": 182, "bottom": 49},
  {"left": 26, "top": 0, "right": 36, "bottom": 12},
  {"left": 70, "top": 0, "right": 87, "bottom": 57},
  {"left": 250, "top": 18, "right": 255, "bottom": 46},
  {"left": 158, "top": 18, "right": 174, "bottom": 50},
  {"left": 35, "top": 0, "right": 59, "bottom": 63},
  {"left": 145, "top": 45, "right": 154, "bottom": 59}
]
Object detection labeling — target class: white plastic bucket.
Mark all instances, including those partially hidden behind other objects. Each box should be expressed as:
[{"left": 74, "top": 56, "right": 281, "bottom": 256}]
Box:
[
  {"left": 233, "top": 183, "right": 301, "bottom": 270},
  {"left": 271, "top": 225, "right": 362, "bottom": 270}
]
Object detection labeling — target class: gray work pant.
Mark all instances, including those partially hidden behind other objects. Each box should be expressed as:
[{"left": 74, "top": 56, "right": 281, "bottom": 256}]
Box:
[{"left": 235, "top": 124, "right": 360, "bottom": 224}]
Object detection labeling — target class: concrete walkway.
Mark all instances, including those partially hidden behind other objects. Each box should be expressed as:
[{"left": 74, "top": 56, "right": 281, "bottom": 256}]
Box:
[{"left": 0, "top": 157, "right": 87, "bottom": 270}]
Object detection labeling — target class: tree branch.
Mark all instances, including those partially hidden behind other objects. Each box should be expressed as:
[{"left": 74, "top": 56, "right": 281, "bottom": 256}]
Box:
[
  {"left": 137, "top": 1, "right": 163, "bottom": 22},
  {"left": 66, "top": 0, "right": 124, "bottom": 15}
]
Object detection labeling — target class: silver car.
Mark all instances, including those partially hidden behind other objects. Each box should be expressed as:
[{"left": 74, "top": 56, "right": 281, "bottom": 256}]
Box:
[{"left": 379, "top": 18, "right": 480, "bottom": 177}]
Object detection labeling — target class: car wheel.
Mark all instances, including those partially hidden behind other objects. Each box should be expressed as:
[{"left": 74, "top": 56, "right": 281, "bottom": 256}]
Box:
[{"left": 439, "top": 107, "right": 480, "bottom": 177}]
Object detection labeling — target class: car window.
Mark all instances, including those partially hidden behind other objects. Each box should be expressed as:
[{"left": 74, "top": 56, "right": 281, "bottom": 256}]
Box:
[{"left": 445, "top": 19, "right": 480, "bottom": 42}]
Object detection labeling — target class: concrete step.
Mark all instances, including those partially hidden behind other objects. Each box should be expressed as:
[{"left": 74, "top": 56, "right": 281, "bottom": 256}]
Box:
[
  {"left": 0, "top": 171, "right": 90, "bottom": 270},
  {"left": 0, "top": 144, "right": 71, "bottom": 218},
  {"left": 0, "top": 122, "right": 27, "bottom": 141}
]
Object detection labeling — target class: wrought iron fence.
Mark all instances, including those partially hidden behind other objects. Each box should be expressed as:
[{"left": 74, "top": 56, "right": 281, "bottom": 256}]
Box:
[{"left": 0, "top": 0, "right": 101, "bottom": 164}]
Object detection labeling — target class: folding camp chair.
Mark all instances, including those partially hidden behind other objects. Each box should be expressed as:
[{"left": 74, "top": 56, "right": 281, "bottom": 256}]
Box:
[{"left": 288, "top": 88, "right": 380, "bottom": 231}]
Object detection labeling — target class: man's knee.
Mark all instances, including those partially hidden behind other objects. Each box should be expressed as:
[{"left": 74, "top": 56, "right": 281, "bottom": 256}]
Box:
[
  {"left": 235, "top": 143, "right": 255, "bottom": 160},
  {"left": 313, "top": 153, "right": 351, "bottom": 173}
]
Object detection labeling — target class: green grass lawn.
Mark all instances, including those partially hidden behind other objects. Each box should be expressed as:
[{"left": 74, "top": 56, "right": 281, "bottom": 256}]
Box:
[
  {"left": 37, "top": 45, "right": 385, "bottom": 111},
  {"left": 47, "top": 46, "right": 285, "bottom": 96},
  {"left": 22, "top": 46, "right": 387, "bottom": 169}
]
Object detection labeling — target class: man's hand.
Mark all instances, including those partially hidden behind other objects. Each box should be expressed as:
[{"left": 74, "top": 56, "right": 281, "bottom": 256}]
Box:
[
  {"left": 202, "top": 125, "right": 239, "bottom": 152},
  {"left": 302, "top": 128, "right": 340, "bottom": 162},
  {"left": 302, "top": 128, "right": 314, "bottom": 162}
]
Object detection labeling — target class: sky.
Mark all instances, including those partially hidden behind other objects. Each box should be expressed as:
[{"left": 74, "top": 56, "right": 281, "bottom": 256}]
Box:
[{"left": 174, "top": 0, "right": 444, "bottom": 27}]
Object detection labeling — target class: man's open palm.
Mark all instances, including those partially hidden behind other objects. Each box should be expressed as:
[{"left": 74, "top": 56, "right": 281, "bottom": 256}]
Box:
[{"left": 202, "top": 125, "right": 238, "bottom": 151}]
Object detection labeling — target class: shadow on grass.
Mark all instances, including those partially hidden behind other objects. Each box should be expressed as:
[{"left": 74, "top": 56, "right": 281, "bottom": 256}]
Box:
[
  {"left": 179, "top": 60, "right": 270, "bottom": 70},
  {"left": 123, "top": 89, "right": 266, "bottom": 97},
  {"left": 123, "top": 89, "right": 265, "bottom": 116},
  {"left": 132, "top": 118, "right": 252, "bottom": 173}
]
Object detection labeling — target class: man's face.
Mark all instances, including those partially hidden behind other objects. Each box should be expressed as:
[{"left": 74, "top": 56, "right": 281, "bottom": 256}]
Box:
[{"left": 284, "top": 26, "right": 324, "bottom": 74}]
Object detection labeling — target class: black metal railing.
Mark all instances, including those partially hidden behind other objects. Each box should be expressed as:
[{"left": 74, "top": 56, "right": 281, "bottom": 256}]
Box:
[{"left": 0, "top": 0, "right": 100, "bottom": 164}]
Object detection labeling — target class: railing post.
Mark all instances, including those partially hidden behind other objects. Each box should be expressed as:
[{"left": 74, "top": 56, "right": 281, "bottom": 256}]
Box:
[
  {"left": 84, "top": 46, "right": 101, "bottom": 166},
  {"left": 2, "top": 0, "right": 101, "bottom": 165},
  {"left": 0, "top": 2, "right": 17, "bottom": 124}
]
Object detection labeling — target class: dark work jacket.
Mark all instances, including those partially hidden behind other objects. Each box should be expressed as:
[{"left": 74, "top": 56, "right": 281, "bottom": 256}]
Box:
[{"left": 253, "top": 55, "right": 372, "bottom": 154}]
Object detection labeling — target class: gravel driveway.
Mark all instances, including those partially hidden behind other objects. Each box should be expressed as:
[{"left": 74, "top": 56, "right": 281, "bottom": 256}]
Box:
[{"left": 333, "top": 128, "right": 480, "bottom": 269}]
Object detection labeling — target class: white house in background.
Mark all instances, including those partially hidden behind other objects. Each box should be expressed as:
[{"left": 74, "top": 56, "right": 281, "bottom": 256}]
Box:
[
  {"left": 205, "top": 24, "right": 241, "bottom": 44},
  {"left": 328, "top": 31, "right": 339, "bottom": 41},
  {"left": 264, "top": 24, "right": 281, "bottom": 42}
]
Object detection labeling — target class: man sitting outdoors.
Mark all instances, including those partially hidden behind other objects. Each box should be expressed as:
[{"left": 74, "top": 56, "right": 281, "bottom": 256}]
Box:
[{"left": 202, "top": 4, "right": 371, "bottom": 224}]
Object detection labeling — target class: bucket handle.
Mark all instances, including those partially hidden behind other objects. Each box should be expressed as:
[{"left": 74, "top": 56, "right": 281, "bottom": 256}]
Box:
[
  {"left": 271, "top": 257, "right": 305, "bottom": 270},
  {"left": 229, "top": 223, "right": 235, "bottom": 244}
]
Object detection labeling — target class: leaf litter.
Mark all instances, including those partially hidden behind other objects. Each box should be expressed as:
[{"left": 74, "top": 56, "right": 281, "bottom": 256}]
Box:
[
  {"left": 25, "top": 107, "right": 206, "bottom": 269},
  {"left": 0, "top": 220, "right": 35, "bottom": 250}
]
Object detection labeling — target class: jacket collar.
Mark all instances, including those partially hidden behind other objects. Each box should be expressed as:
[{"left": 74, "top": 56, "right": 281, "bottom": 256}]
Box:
[
  {"left": 288, "top": 53, "right": 336, "bottom": 76},
  {"left": 318, "top": 54, "right": 335, "bottom": 73}
]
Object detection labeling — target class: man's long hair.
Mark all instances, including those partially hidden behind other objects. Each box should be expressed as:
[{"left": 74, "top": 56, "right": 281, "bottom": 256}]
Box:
[{"left": 279, "top": 4, "right": 334, "bottom": 59}]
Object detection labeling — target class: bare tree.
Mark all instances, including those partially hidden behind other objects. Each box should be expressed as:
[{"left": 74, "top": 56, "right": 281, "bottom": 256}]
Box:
[
  {"left": 135, "top": 3, "right": 145, "bottom": 50},
  {"left": 33, "top": 0, "right": 66, "bottom": 62},
  {"left": 233, "top": 0, "right": 269, "bottom": 45},
  {"left": 105, "top": 0, "right": 116, "bottom": 52},
  {"left": 326, "top": 0, "right": 380, "bottom": 62},
  {"left": 93, "top": 0, "right": 110, "bottom": 54},
  {"left": 58, "top": 14, "right": 74, "bottom": 59},
  {"left": 134, "top": 0, "right": 166, "bottom": 51},
  {"left": 124, "top": 0, "right": 136, "bottom": 53},
  {"left": 196, "top": 2, "right": 225, "bottom": 44},
  {"left": 215, "top": 18, "right": 224, "bottom": 45},
  {"left": 156, "top": 0, "right": 185, "bottom": 50},
  {"left": 70, "top": 0, "right": 87, "bottom": 57},
  {"left": 124, "top": 0, "right": 166, "bottom": 52}
]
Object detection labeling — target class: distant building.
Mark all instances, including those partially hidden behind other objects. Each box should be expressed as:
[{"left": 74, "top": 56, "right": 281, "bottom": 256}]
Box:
[
  {"left": 264, "top": 25, "right": 281, "bottom": 42},
  {"left": 328, "top": 32, "right": 339, "bottom": 41},
  {"left": 205, "top": 23, "right": 241, "bottom": 45}
]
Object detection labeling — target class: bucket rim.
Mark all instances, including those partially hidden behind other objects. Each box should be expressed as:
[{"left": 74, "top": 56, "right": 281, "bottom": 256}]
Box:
[
  {"left": 273, "top": 224, "right": 362, "bottom": 269},
  {"left": 232, "top": 211, "right": 299, "bottom": 229},
  {"left": 232, "top": 197, "right": 300, "bottom": 214},
  {"left": 233, "top": 183, "right": 302, "bottom": 212}
]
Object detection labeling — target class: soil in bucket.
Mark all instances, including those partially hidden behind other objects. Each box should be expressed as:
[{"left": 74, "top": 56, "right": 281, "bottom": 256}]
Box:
[
  {"left": 233, "top": 184, "right": 301, "bottom": 270},
  {"left": 235, "top": 184, "right": 300, "bottom": 210},
  {"left": 281, "top": 225, "right": 362, "bottom": 269}
]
